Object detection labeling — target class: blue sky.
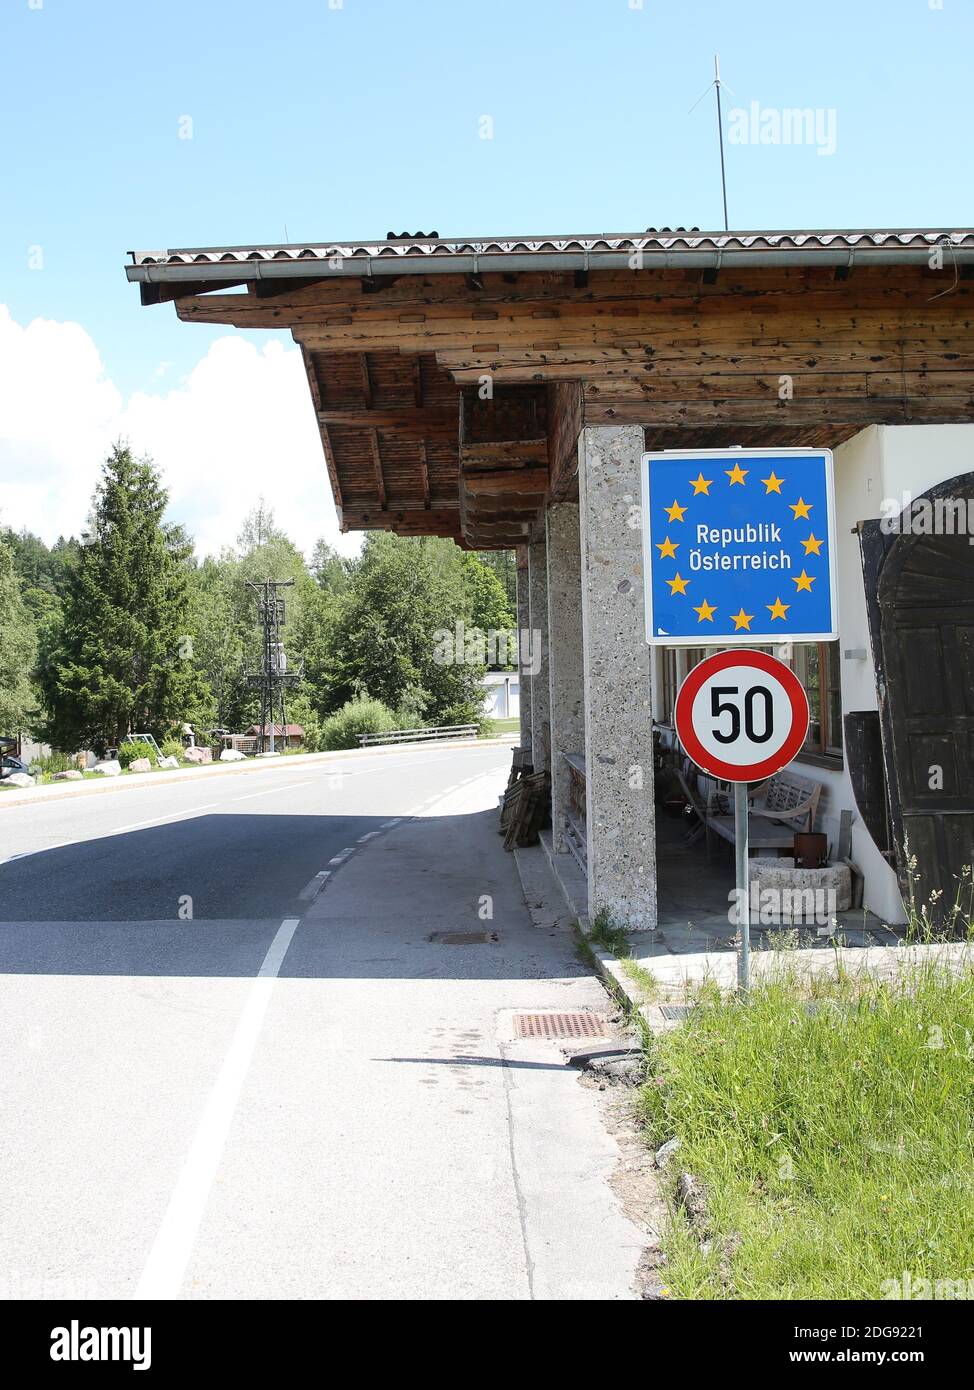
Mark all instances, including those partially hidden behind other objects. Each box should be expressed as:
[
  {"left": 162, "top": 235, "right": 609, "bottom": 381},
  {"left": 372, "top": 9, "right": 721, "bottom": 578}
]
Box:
[{"left": 1, "top": 0, "right": 972, "bottom": 552}]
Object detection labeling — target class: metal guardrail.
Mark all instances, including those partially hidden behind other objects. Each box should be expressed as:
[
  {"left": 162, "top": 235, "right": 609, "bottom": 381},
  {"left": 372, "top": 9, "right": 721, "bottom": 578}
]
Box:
[{"left": 357, "top": 724, "right": 479, "bottom": 747}]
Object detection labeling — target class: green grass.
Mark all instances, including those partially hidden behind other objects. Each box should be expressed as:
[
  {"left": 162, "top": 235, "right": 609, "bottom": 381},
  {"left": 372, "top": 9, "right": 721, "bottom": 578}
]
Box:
[
  {"left": 618, "top": 957, "right": 660, "bottom": 1001},
  {"left": 483, "top": 717, "right": 519, "bottom": 736},
  {"left": 588, "top": 907, "right": 631, "bottom": 955},
  {"left": 639, "top": 957, "right": 974, "bottom": 1299}
]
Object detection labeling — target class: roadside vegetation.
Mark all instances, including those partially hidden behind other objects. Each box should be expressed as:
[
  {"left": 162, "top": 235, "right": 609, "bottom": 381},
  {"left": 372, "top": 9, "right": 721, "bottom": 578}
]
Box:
[
  {"left": 640, "top": 956, "right": 974, "bottom": 1299},
  {"left": 1, "top": 443, "right": 518, "bottom": 763}
]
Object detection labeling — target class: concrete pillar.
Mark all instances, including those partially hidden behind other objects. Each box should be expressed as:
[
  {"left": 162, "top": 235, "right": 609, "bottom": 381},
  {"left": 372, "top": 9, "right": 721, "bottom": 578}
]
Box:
[
  {"left": 578, "top": 425, "right": 657, "bottom": 930},
  {"left": 527, "top": 538, "right": 551, "bottom": 773},
  {"left": 515, "top": 556, "right": 532, "bottom": 754},
  {"left": 546, "top": 502, "right": 584, "bottom": 852}
]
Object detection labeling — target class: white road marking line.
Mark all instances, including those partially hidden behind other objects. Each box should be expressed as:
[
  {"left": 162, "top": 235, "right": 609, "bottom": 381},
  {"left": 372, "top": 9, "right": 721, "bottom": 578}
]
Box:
[
  {"left": 297, "top": 869, "right": 332, "bottom": 902},
  {"left": 104, "top": 804, "right": 222, "bottom": 836},
  {"left": 134, "top": 916, "right": 301, "bottom": 1301},
  {"left": 217, "top": 781, "right": 311, "bottom": 804}
]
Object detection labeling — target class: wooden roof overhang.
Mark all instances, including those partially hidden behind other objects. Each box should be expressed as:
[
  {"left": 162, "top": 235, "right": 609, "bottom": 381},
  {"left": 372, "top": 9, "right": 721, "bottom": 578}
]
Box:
[{"left": 127, "top": 230, "right": 974, "bottom": 550}]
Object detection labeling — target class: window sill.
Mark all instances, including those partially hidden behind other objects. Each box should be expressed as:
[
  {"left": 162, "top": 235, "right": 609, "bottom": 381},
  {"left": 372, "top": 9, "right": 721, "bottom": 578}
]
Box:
[{"left": 795, "top": 750, "right": 844, "bottom": 772}]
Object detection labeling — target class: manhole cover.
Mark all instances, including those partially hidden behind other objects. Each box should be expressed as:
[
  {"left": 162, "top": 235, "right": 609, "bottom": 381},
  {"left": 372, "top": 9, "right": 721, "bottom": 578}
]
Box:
[
  {"left": 429, "top": 931, "right": 499, "bottom": 945},
  {"left": 513, "top": 1012, "right": 608, "bottom": 1040}
]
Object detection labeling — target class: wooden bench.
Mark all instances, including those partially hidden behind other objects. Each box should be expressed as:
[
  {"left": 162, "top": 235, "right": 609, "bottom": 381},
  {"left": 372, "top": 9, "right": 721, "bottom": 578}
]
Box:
[{"left": 705, "top": 768, "right": 822, "bottom": 855}]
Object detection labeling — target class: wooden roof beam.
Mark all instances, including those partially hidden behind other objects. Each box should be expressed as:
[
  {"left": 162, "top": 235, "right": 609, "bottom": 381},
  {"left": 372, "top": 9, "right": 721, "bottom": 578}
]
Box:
[
  {"left": 584, "top": 397, "right": 974, "bottom": 427},
  {"left": 318, "top": 407, "right": 458, "bottom": 440},
  {"left": 369, "top": 429, "right": 387, "bottom": 509},
  {"left": 360, "top": 356, "right": 374, "bottom": 408},
  {"left": 340, "top": 506, "right": 460, "bottom": 534},
  {"left": 418, "top": 440, "right": 430, "bottom": 508},
  {"left": 462, "top": 466, "right": 549, "bottom": 497}
]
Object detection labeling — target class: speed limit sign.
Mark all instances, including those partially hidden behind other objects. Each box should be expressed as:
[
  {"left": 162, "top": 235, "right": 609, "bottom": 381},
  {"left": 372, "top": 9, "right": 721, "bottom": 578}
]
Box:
[
  {"left": 674, "top": 650, "right": 809, "bottom": 994},
  {"left": 674, "top": 649, "right": 809, "bottom": 784}
]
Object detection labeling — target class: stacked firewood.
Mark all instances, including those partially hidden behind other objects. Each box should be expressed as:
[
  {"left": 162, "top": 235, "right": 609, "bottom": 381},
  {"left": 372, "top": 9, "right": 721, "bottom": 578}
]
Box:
[{"left": 499, "top": 750, "right": 550, "bottom": 849}]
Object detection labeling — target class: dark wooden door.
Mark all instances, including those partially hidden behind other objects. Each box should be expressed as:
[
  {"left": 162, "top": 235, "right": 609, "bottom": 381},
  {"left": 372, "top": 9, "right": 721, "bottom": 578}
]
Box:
[{"left": 861, "top": 478, "right": 974, "bottom": 927}]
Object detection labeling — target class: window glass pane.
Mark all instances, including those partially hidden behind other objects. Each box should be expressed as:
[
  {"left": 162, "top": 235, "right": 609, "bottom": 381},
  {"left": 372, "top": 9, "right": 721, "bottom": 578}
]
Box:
[
  {"left": 797, "top": 644, "right": 822, "bottom": 750},
  {"left": 825, "top": 641, "right": 843, "bottom": 753}
]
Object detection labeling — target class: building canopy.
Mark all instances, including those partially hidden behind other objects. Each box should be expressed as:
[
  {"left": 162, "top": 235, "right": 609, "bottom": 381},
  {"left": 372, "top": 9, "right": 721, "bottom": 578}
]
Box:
[{"left": 126, "top": 227, "right": 974, "bottom": 550}]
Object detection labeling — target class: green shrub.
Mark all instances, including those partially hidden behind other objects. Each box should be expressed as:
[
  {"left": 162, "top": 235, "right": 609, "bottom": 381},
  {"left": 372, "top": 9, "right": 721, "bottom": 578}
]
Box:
[
  {"left": 286, "top": 694, "right": 323, "bottom": 752},
  {"left": 319, "top": 698, "right": 399, "bottom": 751},
  {"left": 31, "top": 750, "right": 75, "bottom": 776},
  {"left": 159, "top": 738, "right": 184, "bottom": 762},
  {"left": 117, "top": 741, "right": 149, "bottom": 768}
]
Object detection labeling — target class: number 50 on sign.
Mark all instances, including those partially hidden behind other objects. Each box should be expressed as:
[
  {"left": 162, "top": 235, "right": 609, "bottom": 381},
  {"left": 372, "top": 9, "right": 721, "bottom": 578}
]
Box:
[{"left": 674, "top": 650, "right": 810, "bottom": 784}]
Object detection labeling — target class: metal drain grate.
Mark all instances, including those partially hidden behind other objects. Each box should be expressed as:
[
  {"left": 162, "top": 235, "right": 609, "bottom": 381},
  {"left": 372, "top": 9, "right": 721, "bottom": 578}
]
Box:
[
  {"left": 659, "top": 1005, "right": 694, "bottom": 1021},
  {"left": 514, "top": 1012, "right": 607, "bottom": 1040},
  {"left": 429, "top": 931, "right": 499, "bottom": 945}
]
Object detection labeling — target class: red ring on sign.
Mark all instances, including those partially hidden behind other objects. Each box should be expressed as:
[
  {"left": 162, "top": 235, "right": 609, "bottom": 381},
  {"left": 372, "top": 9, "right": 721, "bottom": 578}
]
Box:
[{"left": 674, "top": 649, "right": 810, "bottom": 783}]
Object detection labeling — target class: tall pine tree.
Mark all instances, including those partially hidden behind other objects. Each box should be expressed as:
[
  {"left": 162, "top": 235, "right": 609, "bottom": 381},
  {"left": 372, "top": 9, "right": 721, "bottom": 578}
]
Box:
[
  {"left": 39, "top": 444, "right": 204, "bottom": 750},
  {"left": 0, "top": 536, "right": 37, "bottom": 736}
]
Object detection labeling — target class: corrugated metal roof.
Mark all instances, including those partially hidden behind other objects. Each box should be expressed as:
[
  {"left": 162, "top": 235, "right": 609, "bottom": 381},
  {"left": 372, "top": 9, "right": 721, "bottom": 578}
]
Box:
[{"left": 129, "top": 227, "right": 974, "bottom": 269}]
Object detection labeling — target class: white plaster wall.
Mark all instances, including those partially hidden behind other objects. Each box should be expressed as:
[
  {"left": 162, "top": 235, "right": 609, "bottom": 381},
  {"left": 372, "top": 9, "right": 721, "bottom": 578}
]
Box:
[{"left": 824, "top": 423, "right": 974, "bottom": 924}]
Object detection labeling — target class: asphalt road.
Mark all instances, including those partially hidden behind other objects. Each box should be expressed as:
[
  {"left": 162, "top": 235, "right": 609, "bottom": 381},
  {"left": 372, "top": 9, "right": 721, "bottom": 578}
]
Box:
[
  {"left": 0, "top": 746, "right": 502, "bottom": 926},
  {"left": 0, "top": 743, "right": 643, "bottom": 1300}
]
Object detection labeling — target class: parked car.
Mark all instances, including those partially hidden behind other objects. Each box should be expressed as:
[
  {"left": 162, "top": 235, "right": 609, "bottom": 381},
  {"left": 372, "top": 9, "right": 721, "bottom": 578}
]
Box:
[{"left": 1, "top": 754, "right": 30, "bottom": 780}]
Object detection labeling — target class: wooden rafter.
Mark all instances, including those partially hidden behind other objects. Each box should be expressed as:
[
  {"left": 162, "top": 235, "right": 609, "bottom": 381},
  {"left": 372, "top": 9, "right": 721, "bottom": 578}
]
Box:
[
  {"left": 418, "top": 439, "right": 430, "bottom": 509},
  {"left": 359, "top": 355, "right": 373, "bottom": 408},
  {"left": 369, "top": 429, "right": 387, "bottom": 509}
]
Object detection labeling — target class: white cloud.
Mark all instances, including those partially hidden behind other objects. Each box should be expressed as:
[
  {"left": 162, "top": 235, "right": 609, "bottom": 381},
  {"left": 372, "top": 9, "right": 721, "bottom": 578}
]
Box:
[{"left": 0, "top": 305, "right": 355, "bottom": 561}]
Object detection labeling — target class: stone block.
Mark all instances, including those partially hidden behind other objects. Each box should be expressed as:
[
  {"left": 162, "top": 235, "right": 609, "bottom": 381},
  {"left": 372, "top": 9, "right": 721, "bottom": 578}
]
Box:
[{"left": 747, "top": 856, "right": 852, "bottom": 921}]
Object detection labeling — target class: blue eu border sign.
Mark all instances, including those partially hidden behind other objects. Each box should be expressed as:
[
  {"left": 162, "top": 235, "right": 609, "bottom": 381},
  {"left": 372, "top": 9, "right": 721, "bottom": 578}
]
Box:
[{"left": 641, "top": 447, "right": 839, "bottom": 646}]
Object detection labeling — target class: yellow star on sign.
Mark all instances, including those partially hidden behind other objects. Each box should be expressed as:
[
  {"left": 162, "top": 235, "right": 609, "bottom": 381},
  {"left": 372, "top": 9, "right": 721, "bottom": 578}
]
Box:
[
  {"left": 790, "top": 497, "right": 813, "bottom": 520},
  {"left": 762, "top": 471, "right": 785, "bottom": 494},
  {"left": 793, "top": 569, "right": 816, "bottom": 592},
  {"left": 656, "top": 536, "right": 679, "bottom": 559},
  {"left": 767, "top": 596, "right": 790, "bottom": 621},
  {"left": 666, "top": 572, "right": 690, "bottom": 595},
  {"left": 690, "top": 472, "right": 713, "bottom": 495},
  {"left": 725, "top": 462, "right": 749, "bottom": 486},
  {"left": 731, "top": 607, "right": 754, "bottom": 631},
  {"left": 801, "top": 532, "right": 824, "bottom": 556},
  {"left": 693, "top": 598, "right": 717, "bottom": 623},
  {"left": 664, "top": 499, "right": 687, "bottom": 523}
]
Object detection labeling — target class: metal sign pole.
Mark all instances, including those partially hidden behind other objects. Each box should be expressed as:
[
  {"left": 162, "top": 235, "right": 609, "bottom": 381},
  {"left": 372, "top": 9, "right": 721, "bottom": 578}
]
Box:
[{"left": 734, "top": 781, "right": 750, "bottom": 994}]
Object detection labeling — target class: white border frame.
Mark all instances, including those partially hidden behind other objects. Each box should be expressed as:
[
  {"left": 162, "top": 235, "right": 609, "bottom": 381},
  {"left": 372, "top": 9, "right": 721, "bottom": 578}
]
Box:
[{"left": 641, "top": 446, "right": 840, "bottom": 647}]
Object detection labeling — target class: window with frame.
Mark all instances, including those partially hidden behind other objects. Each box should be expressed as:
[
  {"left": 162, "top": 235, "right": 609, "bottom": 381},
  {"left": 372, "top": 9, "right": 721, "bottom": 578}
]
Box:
[
  {"left": 792, "top": 641, "right": 843, "bottom": 759},
  {"left": 658, "top": 640, "right": 842, "bottom": 763},
  {"left": 660, "top": 647, "right": 708, "bottom": 725}
]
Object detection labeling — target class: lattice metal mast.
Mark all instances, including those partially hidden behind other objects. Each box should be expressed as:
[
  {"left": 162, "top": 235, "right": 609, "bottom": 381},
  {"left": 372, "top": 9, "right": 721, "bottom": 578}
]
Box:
[{"left": 245, "top": 579, "right": 301, "bottom": 753}]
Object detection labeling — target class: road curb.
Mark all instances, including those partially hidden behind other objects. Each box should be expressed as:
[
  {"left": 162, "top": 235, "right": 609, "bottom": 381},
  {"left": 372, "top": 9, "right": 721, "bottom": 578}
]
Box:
[
  {"left": 509, "top": 836, "right": 657, "bottom": 1031},
  {"left": 0, "top": 736, "right": 517, "bottom": 811}
]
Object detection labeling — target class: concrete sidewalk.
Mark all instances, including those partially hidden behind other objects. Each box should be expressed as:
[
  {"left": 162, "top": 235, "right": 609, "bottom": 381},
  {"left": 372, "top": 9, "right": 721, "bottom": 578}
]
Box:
[{"left": 179, "top": 765, "right": 647, "bottom": 1299}]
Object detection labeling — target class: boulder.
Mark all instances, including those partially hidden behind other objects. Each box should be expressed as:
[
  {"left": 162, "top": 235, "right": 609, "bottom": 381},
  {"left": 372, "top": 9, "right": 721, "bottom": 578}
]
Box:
[
  {"left": 93, "top": 760, "right": 121, "bottom": 777},
  {"left": 220, "top": 748, "right": 247, "bottom": 762},
  {"left": 157, "top": 755, "right": 179, "bottom": 770},
  {"left": 183, "top": 746, "right": 211, "bottom": 764},
  {"left": 52, "top": 770, "right": 83, "bottom": 781},
  {"left": 128, "top": 757, "right": 152, "bottom": 773},
  {"left": 5, "top": 772, "right": 35, "bottom": 788}
]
